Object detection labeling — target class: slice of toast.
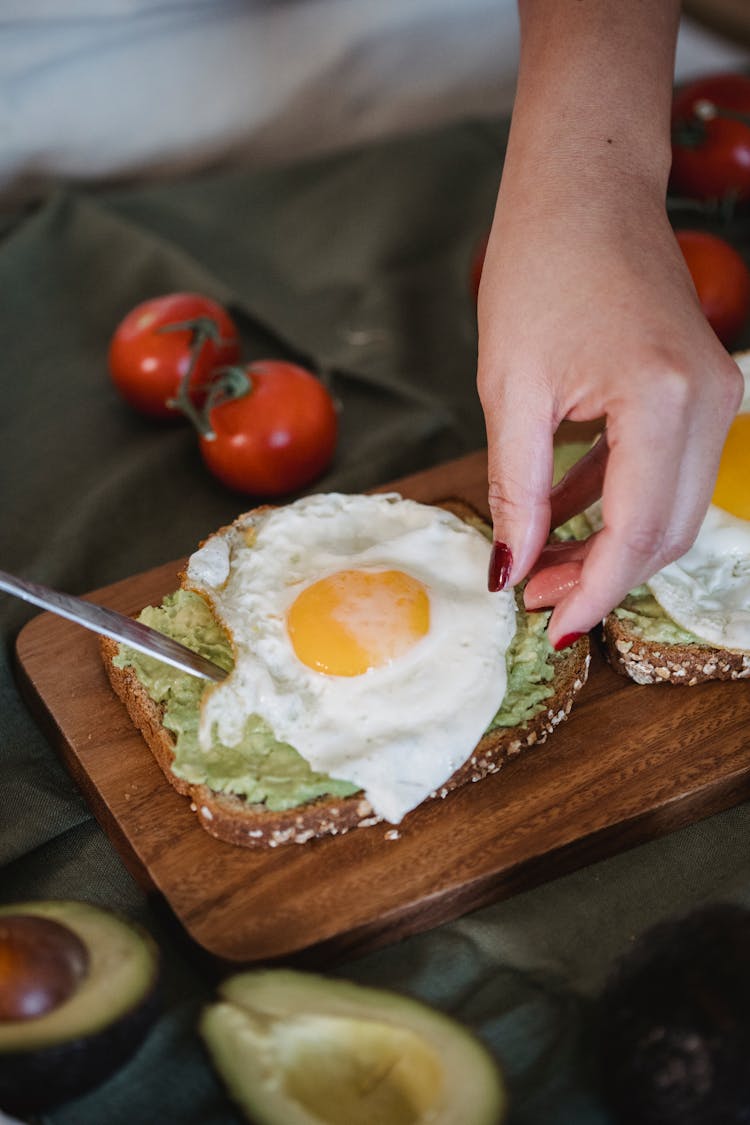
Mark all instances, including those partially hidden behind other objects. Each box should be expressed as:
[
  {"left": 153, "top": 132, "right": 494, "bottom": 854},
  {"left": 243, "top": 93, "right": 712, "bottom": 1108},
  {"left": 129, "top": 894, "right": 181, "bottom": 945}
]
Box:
[
  {"left": 602, "top": 611, "right": 750, "bottom": 686},
  {"left": 595, "top": 349, "right": 750, "bottom": 686},
  {"left": 101, "top": 499, "right": 591, "bottom": 848},
  {"left": 552, "top": 449, "right": 750, "bottom": 688}
]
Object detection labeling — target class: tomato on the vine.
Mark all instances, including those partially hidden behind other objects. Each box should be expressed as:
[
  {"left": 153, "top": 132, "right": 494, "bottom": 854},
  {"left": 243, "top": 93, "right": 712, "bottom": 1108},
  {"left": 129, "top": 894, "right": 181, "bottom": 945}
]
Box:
[
  {"left": 108, "top": 292, "right": 241, "bottom": 418},
  {"left": 671, "top": 73, "right": 750, "bottom": 202},
  {"left": 198, "top": 361, "right": 338, "bottom": 496},
  {"left": 676, "top": 229, "right": 750, "bottom": 348}
]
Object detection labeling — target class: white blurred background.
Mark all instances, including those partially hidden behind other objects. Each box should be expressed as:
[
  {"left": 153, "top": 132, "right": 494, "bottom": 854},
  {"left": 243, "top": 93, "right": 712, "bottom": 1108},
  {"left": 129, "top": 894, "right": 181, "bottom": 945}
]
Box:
[{"left": 1, "top": 0, "right": 749, "bottom": 204}]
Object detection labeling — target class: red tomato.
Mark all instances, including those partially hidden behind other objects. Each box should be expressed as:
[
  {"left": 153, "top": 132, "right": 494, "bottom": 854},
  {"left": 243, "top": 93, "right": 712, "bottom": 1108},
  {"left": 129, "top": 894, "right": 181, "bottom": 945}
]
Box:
[
  {"left": 108, "top": 293, "right": 241, "bottom": 418},
  {"left": 671, "top": 73, "right": 750, "bottom": 202},
  {"left": 676, "top": 229, "right": 750, "bottom": 348},
  {"left": 199, "top": 361, "right": 338, "bottom": 496}
]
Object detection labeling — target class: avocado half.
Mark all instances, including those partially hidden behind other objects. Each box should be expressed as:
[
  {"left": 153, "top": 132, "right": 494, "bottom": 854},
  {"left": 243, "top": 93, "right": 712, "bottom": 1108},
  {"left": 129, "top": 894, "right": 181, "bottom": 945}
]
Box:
[
  {"left": 0, "top": 899, "right": 161, "bottom": 1115},
  {"left": 598, "top": 903, "right": 750, "bottom": 1125},
  {"left": 200, "top": 968, "right": 507, "bottom": 1125}
]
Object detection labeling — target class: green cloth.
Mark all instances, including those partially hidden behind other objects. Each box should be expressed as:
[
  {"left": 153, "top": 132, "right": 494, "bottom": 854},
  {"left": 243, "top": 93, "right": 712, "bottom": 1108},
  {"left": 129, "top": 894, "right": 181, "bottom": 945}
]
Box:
[{"left": 1, "top": 118, "right": 750, "bottom": 1125}]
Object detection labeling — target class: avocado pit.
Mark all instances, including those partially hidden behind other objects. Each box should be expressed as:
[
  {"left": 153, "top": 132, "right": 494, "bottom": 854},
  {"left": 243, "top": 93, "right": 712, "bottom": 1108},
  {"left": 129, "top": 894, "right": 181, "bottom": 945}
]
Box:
[{"left": 0, "top": 914, "right": 89, "bottom": 1021}]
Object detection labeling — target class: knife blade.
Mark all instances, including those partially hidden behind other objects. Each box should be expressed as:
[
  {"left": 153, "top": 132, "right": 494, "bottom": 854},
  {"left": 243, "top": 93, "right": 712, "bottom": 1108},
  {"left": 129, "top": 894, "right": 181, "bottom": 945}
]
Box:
[{"left": 0, "top": 568, "right": 227, "bottom": 682}]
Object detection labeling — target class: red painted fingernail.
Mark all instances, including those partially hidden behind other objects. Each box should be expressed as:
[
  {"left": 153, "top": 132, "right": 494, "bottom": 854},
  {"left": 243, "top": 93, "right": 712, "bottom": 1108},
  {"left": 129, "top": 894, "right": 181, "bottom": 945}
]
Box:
[
  {"left": 553, "top": 631, "right": 584, "bottom": 652},
  {"left": 488, "top": 541, "right": 513, "bottom": 591}
]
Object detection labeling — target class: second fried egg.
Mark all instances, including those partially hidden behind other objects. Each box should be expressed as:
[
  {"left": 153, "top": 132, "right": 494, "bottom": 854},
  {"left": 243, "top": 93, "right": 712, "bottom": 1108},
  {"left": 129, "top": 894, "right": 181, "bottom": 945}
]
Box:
[{"left": 648, "top": 353, "right": 750, "bottom": 653}]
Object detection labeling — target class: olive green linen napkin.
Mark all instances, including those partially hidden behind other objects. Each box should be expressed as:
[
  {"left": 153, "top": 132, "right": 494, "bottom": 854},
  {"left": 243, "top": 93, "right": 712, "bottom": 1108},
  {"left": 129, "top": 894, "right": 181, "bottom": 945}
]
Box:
[{"left": 2, "top": 118, "right": 750, "bottom": 1125}]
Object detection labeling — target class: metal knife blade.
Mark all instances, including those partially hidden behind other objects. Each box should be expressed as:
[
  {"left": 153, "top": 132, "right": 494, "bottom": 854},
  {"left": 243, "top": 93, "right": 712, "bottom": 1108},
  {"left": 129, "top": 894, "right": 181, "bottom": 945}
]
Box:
[{"left": 0, "top": 568, "right": 227, "bottom": 682}]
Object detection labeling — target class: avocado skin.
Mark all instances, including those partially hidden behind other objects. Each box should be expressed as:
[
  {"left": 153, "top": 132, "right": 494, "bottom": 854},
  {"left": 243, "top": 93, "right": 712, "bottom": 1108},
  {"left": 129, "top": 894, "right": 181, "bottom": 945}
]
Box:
[
  {"left": 0, "top": 982, "right": 161, "bottom": 1114},
  {"left": 0, "top": 901, "right": 162, "bottom": 1116},
  {"left": 597, "top": 903, "right": 750, "bottom": 1125}
]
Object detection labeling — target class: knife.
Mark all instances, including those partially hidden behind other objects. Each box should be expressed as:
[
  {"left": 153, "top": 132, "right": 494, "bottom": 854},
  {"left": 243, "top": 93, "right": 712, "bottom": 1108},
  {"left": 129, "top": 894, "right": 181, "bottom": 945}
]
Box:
[{"left": 0, "top": 568, "right": 227, "bottom": 682}]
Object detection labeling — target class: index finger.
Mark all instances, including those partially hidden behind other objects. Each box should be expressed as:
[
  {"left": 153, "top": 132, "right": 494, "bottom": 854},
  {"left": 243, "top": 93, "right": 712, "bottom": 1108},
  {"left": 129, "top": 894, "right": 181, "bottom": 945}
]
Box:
[{"left": 480, "top": 367, "right": 556, "bottom": 588}]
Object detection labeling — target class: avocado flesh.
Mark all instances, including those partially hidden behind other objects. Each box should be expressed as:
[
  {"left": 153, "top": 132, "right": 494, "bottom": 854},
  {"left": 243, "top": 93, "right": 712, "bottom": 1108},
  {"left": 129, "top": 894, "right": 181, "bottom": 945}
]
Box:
[
  {"left": 613, "top": 586, "right": 703, "bottom": 645},
  {"left": 0, "top": 901, "right": 160, "bottom": 1115},
  {"left": 114, "top": 590, "right": 360, "bottom": 811},
  {"left": 487, "top": 602, "right": 556, "bottom": 730},
  {"left": 201, "top": 969, "right": 506, "bottom": 1125},
  {"left": 0, "top": 900, "right": 158, "bottom": 1051},
  {"left": 115, "top": 574, "right": 559, "bottom": 811}
]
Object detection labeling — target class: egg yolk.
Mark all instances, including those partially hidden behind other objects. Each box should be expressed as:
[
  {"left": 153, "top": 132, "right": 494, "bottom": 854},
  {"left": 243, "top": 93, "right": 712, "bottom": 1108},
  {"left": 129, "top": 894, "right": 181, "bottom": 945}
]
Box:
[
  {"left": 287, "top": 569, "right": 430, "bottom": 676},
  {"left": 712, "top": 413, "right": 750, "bottom": 520}
]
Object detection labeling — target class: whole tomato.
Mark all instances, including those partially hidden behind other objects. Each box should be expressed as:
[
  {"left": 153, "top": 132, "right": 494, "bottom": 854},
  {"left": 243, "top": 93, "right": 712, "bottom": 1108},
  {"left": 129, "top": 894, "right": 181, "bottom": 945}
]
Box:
[
  {"left": 199, "top": 361, "right": 338, "bottom": 496},
  {"left": 671, "top": 73, "right": 750, "bottom": 202},
  {"left": 676, "top": 229, "right": 750, "bottom": 348},
  {"left": 108, "top": 293, "right": 241, "bottom": 418}
]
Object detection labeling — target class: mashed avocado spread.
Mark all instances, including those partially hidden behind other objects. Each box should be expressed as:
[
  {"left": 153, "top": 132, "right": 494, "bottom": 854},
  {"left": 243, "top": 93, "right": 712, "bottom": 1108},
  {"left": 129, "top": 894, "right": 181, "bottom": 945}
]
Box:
[
  {"left": 114, "top": 585, "right": 559, "bottom": 811},
  {"left": 612, "top": 587, "right": 701, "bottom": 645}
]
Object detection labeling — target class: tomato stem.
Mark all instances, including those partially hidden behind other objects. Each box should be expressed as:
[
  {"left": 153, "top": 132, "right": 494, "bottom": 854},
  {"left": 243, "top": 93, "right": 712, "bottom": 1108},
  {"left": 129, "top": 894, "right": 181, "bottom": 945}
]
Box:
[
  {"left": 164, "top": 317, "right": 227, "bottom": 436},
  {"left": 157, "top": 315, "right": 228, "bottom": 343},
  {"left": 667, "top": 191, "right": 738, "bottom": 223},
  {"left": 199, "top": 366, "right": 253, "bottom": 441},
  {"left": 672, "top": 117, "right": 706, "bottom": 150},
  {"left": 674, "top": 98, "right": 750, "bottom": 151}
]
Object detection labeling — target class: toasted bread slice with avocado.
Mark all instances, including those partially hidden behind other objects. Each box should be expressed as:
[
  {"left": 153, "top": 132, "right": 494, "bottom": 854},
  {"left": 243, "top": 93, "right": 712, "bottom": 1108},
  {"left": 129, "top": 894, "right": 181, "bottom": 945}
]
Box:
[
  {"left": 601, "top": 588, "right": 750, "bottom": 686},
  {"left": 100, "top": 499, "right": 590, "bottom": 848},
  {"left": 555, "top": 495, "right": 750, "bottom": 686},
  {"left": 551, "top": 430, "right": 750, "bottom": 687},
  {"left": 601, "top": 346, "right": 749, "bottom": 686}
]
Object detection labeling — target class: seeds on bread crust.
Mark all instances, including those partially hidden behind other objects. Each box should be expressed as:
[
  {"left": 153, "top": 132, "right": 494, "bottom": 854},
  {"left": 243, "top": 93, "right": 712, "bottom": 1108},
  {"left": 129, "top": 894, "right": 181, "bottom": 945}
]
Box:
[
  {"left": 102, "top": 634, "right": 590, "bottom": 847},
  {"left": 602, "top": 612, "right": 750, "bottom": 686}
]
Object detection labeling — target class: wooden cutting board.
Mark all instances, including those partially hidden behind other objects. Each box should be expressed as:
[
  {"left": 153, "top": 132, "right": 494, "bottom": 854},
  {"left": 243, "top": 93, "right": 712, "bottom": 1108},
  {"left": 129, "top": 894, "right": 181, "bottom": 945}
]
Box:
[{"left": 14, "top": 449, "right": 750, "bottom": 966}]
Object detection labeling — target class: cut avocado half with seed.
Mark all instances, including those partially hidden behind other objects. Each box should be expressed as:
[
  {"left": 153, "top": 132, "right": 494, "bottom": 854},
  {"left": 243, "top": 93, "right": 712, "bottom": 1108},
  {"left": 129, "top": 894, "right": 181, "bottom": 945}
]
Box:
[
  {"left": 200, "top": 969, "right": 507, "bottom": 1125},
  {"left": 0, "top": 899, "right": 161, "bottom": 1115}
]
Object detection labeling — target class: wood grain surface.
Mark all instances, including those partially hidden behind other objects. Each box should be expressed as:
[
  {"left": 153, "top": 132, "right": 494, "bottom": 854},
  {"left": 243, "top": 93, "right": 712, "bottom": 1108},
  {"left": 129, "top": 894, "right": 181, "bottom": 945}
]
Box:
[{"left": 13, "top": 448, "right": 750, "bottom": 966}]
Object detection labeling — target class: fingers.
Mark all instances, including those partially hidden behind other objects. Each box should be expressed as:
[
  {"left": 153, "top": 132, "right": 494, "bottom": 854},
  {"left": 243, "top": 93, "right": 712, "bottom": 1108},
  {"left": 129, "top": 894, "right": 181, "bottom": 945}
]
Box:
[
  {"left": 524, "top": 355, "right": 742, "bottom": 640},
  {"left": 519, "top": 441, "right": 604, "bottom": 612},
  {"left": 480, "top": 372, "right": 556, "bottom": 589},
  {"left": 524, "top": 558, "right": 584, "bottom": 610},
  {"left": 544, "top": 385, "right": 690, "bottom": 645},
  {"left": 656, "top": 352, "right": 744, "bottom": 536},
  {"left": 525, "top": 538, "right": 590, "bottom": 611},
  {"left": 550, "top": 432, "right": 608, "bottom": 530},
  {"left": 530, "top": 539, "right": 589, "bottom": 572}
]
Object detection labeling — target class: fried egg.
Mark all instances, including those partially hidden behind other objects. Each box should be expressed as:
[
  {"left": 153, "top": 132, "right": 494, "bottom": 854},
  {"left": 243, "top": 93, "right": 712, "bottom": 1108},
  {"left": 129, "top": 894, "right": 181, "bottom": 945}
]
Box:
[
  {"left": 184, "top": 493, "right": 516, "bottom": 823},
  {"left": 647, "top": 353, "right": 750, "bottom": 652}
]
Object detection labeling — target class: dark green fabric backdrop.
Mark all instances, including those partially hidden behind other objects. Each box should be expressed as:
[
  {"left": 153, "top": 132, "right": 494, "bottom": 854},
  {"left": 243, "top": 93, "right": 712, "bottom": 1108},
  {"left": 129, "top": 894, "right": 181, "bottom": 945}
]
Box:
[{"left": 2, "top": 118, "right": 750, "bottom": 1125}]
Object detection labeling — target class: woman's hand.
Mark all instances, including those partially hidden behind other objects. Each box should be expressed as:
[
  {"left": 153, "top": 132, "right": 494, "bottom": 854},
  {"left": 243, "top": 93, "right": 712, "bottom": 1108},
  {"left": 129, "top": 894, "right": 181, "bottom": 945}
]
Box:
[
  {"left": 478, "top": 186, "right": 743, "bottom": 647},
  {"left": 477, "top": 0, "right": 743, "bottom": 648}
]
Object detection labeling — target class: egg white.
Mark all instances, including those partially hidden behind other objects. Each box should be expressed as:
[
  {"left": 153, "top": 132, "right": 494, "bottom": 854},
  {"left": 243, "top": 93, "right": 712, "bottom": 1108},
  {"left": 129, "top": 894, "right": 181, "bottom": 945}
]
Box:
[
  {"left": 185, "top": 493, "right": 516, "bottom": 824},
  {"left": 646, "top": 354, "right": 750, "bottom": 654}
]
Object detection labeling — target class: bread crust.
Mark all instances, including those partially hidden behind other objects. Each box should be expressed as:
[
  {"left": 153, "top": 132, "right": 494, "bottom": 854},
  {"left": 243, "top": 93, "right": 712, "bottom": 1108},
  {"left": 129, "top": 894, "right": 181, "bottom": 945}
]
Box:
[
  {"left": 602, "top": 612, "right": 750, "bottom": 686},
  {"left": 100, "top": 498, "right": 591, "bottom": 848}
]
